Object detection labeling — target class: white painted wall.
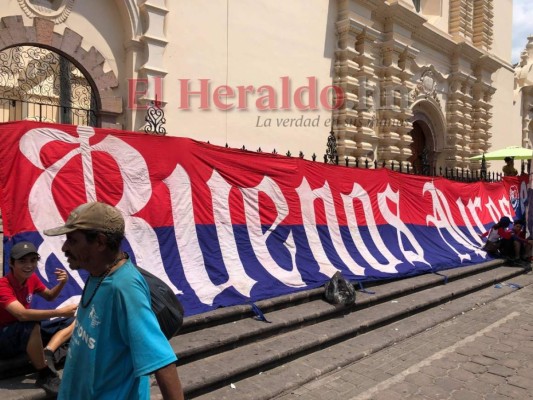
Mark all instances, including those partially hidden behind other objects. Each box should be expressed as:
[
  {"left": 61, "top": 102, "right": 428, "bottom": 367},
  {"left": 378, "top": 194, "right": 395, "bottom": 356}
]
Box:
[
  {"left": 492, "top": 0, "right": 513, "bottom": 63},
  {"left": 490, "top": 66, "right": 519, "bottom": 172},
  {"left": 164, "top": 0, "right": 338, "bottom": 157},
  {"left": 482, "top": 0, "right": 517, "bottom": 172}
]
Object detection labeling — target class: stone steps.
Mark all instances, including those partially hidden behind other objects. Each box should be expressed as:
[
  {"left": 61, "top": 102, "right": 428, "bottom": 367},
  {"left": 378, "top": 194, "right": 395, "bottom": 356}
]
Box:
[
  {"left": 169, "top": 261, "right": 527, "bottom": 399},
  {"left": 3, "top": 258, "right": 531, "bottom": 400},
  {"left": 189, "top": 272, "right": 533, "bottom": 400}
]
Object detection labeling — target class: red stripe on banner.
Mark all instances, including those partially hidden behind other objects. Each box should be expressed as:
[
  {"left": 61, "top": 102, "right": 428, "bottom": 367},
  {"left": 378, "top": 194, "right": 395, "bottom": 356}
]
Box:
[{"left": 0, "top": 121, "right": 524, "bottom": 236}]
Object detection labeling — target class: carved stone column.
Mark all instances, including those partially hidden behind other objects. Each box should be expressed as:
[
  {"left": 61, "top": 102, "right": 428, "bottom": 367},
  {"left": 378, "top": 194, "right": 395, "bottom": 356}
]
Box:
[
  {"left": 449, "top": 0, "right": 473, "bottom": 43},
  {"left": 334, "top": 18, "right": 364, "bottom": 163},
  {"left": 377, "top": 33, "right": 418, "bottom": 169},
  {"left": 470, "top": 81, "right": 489, "bottom": 156},
  {"left": 457, "top": 79, "right": 474, "bottom": 168},
  {"left": 446, "top": 72, "right": 469, "bottom": 167},
  {"left": 353, "top": 28, "right": 380, "bottom": 163},
  {"left": 396, "top": 48, "right": 418, "bottom": 168},
  {"left": 472, "top": 0, "right": 493, "bottom": 51},
  {"left": 334, "top": 12, "right": 380, "bottom": 165}
]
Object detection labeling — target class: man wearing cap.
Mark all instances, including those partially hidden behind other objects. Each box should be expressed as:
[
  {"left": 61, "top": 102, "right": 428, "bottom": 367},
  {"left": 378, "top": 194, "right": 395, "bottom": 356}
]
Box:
[
  {"left": 0, "top": 241, "right": 78, "bottom": 395},
  {"left": 44, "top": 201, "right": 184, "bottom": 400}
]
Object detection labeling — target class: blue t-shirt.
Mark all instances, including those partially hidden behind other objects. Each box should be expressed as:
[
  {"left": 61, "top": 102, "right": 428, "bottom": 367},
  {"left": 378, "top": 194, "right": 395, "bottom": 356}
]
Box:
[{"left": 58, "top": 260, "right": 177, "bottom": 400}]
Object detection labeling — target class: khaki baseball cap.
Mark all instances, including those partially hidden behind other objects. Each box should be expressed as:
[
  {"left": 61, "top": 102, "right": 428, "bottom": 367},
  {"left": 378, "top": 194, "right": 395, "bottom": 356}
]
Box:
[
  {"left": 11, "top": 241, "right": 39, "bottom": 260},
  {"left": 43, "top": 202, "right": 125, "bottom": 236}
]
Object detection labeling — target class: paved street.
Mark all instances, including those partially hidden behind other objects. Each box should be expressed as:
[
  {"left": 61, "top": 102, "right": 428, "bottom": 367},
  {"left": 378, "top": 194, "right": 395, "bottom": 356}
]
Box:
[{"left": 274, "top": 274, "right": 533, "bottom": 400}]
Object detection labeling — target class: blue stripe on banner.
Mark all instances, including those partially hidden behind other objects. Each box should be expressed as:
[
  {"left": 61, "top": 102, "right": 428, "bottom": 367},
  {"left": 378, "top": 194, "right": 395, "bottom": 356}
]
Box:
[{"left": 8, "top": 223, "right": 491, "bottom": 317}]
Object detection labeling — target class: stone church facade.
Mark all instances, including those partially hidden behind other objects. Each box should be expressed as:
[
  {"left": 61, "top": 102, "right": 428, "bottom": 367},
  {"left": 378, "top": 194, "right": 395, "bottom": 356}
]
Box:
[
  {"left": 333, "top": 0, "right": 505, "bottom": 172},
  {"left": 0, "top": 0, "right": 526, "bottom": 174}
]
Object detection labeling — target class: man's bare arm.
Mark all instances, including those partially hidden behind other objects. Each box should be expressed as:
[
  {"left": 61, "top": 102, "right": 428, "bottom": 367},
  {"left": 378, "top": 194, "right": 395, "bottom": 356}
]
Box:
[{"left": 154, "top": 362, "right": 184, "bottom": 400}]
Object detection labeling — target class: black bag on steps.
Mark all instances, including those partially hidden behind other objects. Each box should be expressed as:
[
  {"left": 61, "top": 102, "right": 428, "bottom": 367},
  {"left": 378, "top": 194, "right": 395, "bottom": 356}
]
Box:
[
  {"left": 324, "top": 271, "right": 356, "bottom": 305},
  {"left": 137, "top": 266, "right": 185, "bottom": 339}
]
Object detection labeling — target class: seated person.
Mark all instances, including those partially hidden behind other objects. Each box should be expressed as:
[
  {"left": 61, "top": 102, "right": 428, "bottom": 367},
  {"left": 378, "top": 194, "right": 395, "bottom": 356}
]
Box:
[
  {"left": 479, "top": 225, "right": 501, "bottom": 254},
  {"left": 0, "top": 241, "right": 77, "bottom": 396},
  {"left": 502, "top": 157, "right": 518, "bottom": 177},
  {"left": 497, "top": 217, "right": 515, "bottom": 257},
  {"left": 511, "top": 220, "right": 533, "bottom": 262},
  {"left": 479, "top": 216, "right": 512, "bottom": 255}
]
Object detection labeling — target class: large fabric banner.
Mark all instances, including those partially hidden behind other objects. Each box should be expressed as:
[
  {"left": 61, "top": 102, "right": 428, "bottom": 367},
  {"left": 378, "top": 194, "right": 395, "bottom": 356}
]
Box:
[{"left": 0, "top": 121, "right": 528, "bottom": 316}]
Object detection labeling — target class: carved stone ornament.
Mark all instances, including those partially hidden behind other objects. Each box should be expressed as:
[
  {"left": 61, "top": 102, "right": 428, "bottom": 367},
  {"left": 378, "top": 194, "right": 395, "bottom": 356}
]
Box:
[
  {"left": 420, "top": 70, "right": 436, "bottom": 96},
  {"left": 17, "top": 0, "right": 75, "bottom": 23},
  {"left": 412, "top": 68, "right": 440, "bottom": 105}
]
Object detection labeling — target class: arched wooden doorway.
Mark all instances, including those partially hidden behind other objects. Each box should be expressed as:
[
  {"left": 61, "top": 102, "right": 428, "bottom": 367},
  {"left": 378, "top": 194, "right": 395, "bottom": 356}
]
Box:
[
  {"left": 409, "top": 97, "right": 446, "bottom": 175},
  {"left": 408, "top": 120, "right": 432, "bottom": 175},
  {"left": 0, "top": 45, "right": 98, "bottom": 126}
]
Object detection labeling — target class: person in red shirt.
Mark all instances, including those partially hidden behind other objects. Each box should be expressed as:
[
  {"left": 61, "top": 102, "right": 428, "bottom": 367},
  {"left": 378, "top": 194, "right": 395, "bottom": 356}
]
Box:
[
  {"left": 479, "top": 216, "right": 512, "bottom": 256},
  {"left": 0, "top": 241, "right": 77, "bottom": 395}
]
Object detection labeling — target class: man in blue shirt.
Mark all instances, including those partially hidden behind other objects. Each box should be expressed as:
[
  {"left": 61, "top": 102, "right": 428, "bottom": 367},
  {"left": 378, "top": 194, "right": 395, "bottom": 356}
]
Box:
[{"left": 44, "top": 202, "right": 184, "bottom": 400}]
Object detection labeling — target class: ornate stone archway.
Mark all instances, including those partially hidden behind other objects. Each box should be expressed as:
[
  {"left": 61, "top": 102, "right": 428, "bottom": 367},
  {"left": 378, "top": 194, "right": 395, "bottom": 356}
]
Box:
[
  {"left": 0, "top": 15, "right": 121, "bottom": 126},
  {"left": 409, "top": 120, "right": 432, "bottom": 175},
  {"left": 411, "top": 97, "right": 447, "bottom": 169}
]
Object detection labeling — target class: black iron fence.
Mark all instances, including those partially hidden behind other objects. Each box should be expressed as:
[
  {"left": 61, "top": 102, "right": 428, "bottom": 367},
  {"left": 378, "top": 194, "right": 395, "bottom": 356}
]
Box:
[{"left": 218, "top": 143, "right": 513, "bottom": 183}]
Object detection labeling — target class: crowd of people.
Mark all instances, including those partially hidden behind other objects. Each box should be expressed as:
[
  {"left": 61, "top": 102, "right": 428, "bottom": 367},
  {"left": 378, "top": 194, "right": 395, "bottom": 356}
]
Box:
[
  {"left": 0, "top": 202, "right": 184, "bottom": 399},
  {"left": 479, "top": 216, "right": 533, "bottom": 265}
]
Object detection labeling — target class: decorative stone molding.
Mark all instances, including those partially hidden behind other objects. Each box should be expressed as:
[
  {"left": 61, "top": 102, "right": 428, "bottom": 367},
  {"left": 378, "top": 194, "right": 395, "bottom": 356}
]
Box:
[
  {"left": 138, "top": 0, "right": 168, "bottom": 105},
  {"left": 515, "top": 36, "right": 533, "bottom": 88},
  {"left": 412, "top": 66, "right": 442, "bottom": 106},
  {"left": 119, "top": 0, "right": 142, "bottom": 38},
  {"left": 0, "top": 15, "right": 120, "bottom": 122},
  {"left": 333, "top": 1, "right": 501, "bottom": 172},
  {"left": 472, "top": 0, "right": 493, "bottom": 51},
  {"left": 17, "top": 0, "right": 75, "bottom": 24},
  {"left": 449, "top": 0, "right": 473, "bottom": 42}
]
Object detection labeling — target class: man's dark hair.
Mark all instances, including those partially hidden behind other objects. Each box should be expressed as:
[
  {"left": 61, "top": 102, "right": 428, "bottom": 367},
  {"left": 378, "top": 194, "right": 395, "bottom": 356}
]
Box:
[
  {"left": 504, "top": 156, "right": 513, "bottom": 163},
  {"left": 81, "top": 229, "right": 124, "bottom": 253}
]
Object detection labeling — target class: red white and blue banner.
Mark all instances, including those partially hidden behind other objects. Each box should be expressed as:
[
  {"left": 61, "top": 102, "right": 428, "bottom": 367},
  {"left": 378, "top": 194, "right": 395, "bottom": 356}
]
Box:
[{"left": 0, "top": 122, "right": 528, "bottom": 316}]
